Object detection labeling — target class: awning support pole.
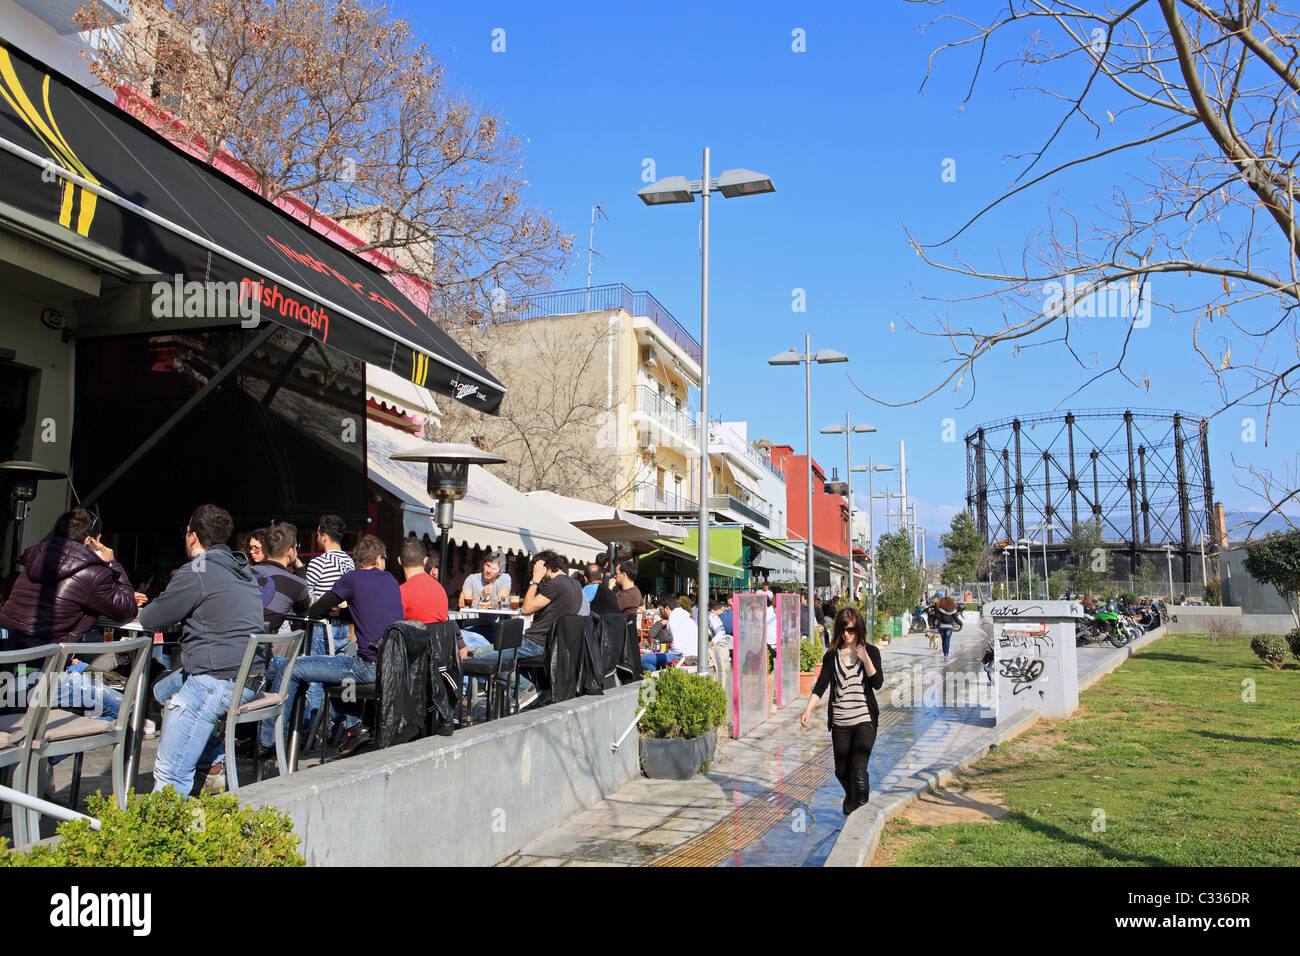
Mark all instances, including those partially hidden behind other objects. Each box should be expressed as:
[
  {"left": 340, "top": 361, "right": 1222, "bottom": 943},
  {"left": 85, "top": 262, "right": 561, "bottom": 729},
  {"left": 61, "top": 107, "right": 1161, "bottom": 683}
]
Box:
[{"left": 83, "top": 324, "right": 277, "bottom": 506}]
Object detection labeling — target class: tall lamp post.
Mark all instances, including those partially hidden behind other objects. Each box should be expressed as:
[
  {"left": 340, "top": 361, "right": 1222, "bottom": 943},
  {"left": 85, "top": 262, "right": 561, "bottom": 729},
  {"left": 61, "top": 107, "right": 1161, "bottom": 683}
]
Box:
[
  {"left": 1018, "top": 539, "right": 1033, "bottom": 599},
  {"left": 1162, "top": 543, "right": 1176, "bottom": 601},
  {"left": 640, "top": 154, "right": 775, "bottom": 674},
  {"left": 852, "top": 460, "right": 892, "bottom": 643},
  {"left": 1002, "top": 546, "right": 1012, "bottom": 600},
  {"left": 389, "top": 443, "right": 507, "bottom": 582},
  {"left": 770, "top": 337, "right": 847, "bottom": 642},
  {"left": 821, "top": 415, "right": 876, "bottom": 604}
]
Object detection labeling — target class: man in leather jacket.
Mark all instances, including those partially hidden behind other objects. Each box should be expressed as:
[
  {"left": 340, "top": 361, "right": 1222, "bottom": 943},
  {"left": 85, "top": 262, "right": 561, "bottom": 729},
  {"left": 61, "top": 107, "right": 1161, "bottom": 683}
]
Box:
[{"left": 0, "top": 507, "right": 143, "bottom": 725}]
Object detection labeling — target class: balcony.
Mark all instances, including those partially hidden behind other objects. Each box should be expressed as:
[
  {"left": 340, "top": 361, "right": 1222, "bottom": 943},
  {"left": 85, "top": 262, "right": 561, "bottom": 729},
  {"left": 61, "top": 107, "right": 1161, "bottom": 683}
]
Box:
[
  {"left": 709, "top": 495, "right": 770, "bottom": 531},
  {"left": 709, "top": 425, "right": 786, "bottom": 482},
  {"left": 634, "top": 385, "right": 700, "bottom": 451},
  {"left": 635, "top": 485, "right": 695, "bottom": 512}
]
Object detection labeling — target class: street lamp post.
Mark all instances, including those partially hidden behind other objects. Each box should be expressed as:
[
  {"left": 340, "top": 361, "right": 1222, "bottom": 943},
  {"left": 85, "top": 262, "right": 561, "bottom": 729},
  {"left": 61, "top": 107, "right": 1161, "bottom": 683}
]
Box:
[
  {"left": 1163, "top": 543, "right": 1176, "bottom": 601},
  {"left": 770, "top": 338, "right": 848, "bottom": 642},
  {"left": 1018, "top": 539, "right": 1033, "bottom": 599},
  {"left": 822, "top": 415, "right": 876, "bottom": 606},
  {"left": 1002, "top": 547, "right": 1011, "bottom": 600},
  {"left": 641, "top": 153, "right": 775, "bottom": 674},
  {"left": 853, "top": 460, "right": 891, "bottom": 643}
]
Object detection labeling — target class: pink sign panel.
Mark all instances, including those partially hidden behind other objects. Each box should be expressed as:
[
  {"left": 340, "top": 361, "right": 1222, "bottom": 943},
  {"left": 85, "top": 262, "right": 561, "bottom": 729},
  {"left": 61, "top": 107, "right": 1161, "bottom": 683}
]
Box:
[
  {"left": 731, "top": 593, "right": 768, "bottom": 738},
  {"left": 775, "top": 593, "right": 801, "bottom": 707}
]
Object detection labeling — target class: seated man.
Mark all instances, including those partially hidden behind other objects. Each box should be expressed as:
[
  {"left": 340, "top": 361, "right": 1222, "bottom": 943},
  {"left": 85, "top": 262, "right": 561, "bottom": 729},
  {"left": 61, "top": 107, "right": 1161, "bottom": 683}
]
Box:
[
  {"left": 143, "top": 505, "right": 265, "bottom": 795},
  {"left": 588, "top": 563, "right": 623, "bottom": 617},
  {"left": 0, "top": 507, "right": 143, "bottom": 737},
  {"left": 641, "top": 593, "right": 697, "bottom": 671},
  {"left": 457, "top": 550, "right": 512, "bottom": 654},
  {"left": 611, "top": 561, "right": 642, "bottom": 619},
  {"left": 399, "top": 537, "right": 448, "bottom": 625},
  {"left": 260, "top": 534, "right": 401, "bottom": 756},
  {"left": 252, "top": 522, "right": 311, "bottom": 631},
  {"left": 471, "top": 549, "right": 581, "bottom": 708}
]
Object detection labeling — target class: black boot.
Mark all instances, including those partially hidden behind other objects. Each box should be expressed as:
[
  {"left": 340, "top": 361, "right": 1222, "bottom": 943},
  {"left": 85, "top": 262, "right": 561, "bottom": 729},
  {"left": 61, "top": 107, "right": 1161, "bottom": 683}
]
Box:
[
  {"left": 839, "top": 774, "right": 853, "bottom": 815},
  {"left": 850, "top": 769, "right": 870, "bottom": 812}
]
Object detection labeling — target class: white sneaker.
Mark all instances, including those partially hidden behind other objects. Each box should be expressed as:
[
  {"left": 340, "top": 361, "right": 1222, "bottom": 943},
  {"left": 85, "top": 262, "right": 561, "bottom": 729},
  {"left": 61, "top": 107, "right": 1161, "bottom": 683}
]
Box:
[
  {"left": 201, "top": 766, "right": 226, "bottom": 794},
  {"left": 518, "top": 687, "right": 539, "bottom": 709}
]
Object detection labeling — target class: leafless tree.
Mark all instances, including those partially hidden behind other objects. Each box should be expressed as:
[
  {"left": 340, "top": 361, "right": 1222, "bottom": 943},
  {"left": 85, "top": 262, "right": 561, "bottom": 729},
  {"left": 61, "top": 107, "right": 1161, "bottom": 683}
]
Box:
[
  {"left": 858, "top": 1, "right": 1300, "bottom": 536},
  {"left": 434, "top": 317, "right": 638, "bottom": 505},
  {"left": 77, "top": 0, "right": 572, "bottom": 315}
]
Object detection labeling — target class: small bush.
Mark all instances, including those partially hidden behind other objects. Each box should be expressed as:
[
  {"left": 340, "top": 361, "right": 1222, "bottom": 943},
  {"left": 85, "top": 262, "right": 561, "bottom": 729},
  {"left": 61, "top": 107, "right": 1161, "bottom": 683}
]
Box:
[
  {"left": 799, "top": 636, "right": 823, "bottom": 672},
  {"left": 1250, "top": 635, "right": 1289, "bottom": 670},
  {"left": 1286, "top": 628, "right": 1300, "bottom": 662},
  {"left": 1204, "top": 581, "right": 1222, "bottom": 606},
  {"left": 638, "top": 666, "right": 726, "bottom": 740},
  {"left": 1207, "top": 618, "right": 1241, "bottom": 647},
  {"left": 0, "top": 789, "right": 303, "bottom": 867}
]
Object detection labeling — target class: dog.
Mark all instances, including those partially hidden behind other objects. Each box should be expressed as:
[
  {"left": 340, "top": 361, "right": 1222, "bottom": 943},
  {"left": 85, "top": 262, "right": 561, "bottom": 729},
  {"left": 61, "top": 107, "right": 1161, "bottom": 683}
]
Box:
[{"left": 926, "top": 630, "right": 941, "bottom": 649}]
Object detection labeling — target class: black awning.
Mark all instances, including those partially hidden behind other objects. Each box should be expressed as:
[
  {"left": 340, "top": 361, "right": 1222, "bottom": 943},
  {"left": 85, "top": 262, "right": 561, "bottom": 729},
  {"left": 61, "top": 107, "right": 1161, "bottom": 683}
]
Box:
[{"left": 0, "top": 39, "right": 504, "bottom": 414}]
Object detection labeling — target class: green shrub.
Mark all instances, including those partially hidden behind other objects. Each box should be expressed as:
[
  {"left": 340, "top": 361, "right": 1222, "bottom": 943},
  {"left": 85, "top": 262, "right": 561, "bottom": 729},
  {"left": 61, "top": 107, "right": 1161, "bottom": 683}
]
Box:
[
  {"left": 1204, "top": 581, "right": 1222, "bottom": 606},
  {"left": 638, "top": 667, "right": 726, "bottom": 740},
  {"left": 1250, "top": 635, "right": 1289, "bottom": 670},
  {"left": 799, "top": 636, "right": 823, "bottom": 672},
  {"left": 0, "top": 789, "right": 303, "bottom": 867},
  {"left": 1286, "top": 628, "right": 1300, "bottom": 662}
]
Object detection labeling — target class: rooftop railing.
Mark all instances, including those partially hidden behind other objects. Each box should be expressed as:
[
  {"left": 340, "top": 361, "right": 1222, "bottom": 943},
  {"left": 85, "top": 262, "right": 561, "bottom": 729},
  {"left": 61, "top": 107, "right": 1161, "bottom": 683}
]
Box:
[{"left": 505, "top": 283, "right": 702, "bottom": 364}]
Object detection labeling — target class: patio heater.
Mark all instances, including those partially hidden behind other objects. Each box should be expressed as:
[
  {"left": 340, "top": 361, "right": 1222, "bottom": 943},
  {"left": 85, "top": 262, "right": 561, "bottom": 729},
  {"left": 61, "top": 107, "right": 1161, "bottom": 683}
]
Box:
[
  {"left": 1, "top": 460, "right": 67, "bottom": 575},
  {"left": 389, "top": 443, "right": 506, "bottom": 583}
]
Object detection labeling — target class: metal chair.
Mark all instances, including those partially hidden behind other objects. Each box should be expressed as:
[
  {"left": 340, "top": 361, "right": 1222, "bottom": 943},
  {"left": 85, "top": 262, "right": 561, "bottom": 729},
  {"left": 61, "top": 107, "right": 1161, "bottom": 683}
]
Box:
[
  {"left": 222, "top": 630, "right": 304, "bottom": 793},
  {"left": 6, "top": 636, "right": 151, "bottom": 841},
  {"left": 0, "top": 643, "right": 60, "bottom": 847},
  {"left": 459, "top": 618, "right": 524, "bottom": 721}
]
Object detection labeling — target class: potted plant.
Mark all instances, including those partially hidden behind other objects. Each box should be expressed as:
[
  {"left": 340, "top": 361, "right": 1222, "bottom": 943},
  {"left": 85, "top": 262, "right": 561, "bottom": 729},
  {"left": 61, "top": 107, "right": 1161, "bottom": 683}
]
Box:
[
  {"left": 637, "top": 668, "right": 727, "bottom": 779},
  {"left": 798, "top": 636, "right": 823, "bottom": 695}
]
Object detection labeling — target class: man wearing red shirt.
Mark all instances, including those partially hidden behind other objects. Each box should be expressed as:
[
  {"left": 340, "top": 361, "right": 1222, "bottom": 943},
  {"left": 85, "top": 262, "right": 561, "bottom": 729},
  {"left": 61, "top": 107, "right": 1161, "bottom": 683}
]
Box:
[{"left": 399, "top": 537, "right": 448, "bottom": 624}]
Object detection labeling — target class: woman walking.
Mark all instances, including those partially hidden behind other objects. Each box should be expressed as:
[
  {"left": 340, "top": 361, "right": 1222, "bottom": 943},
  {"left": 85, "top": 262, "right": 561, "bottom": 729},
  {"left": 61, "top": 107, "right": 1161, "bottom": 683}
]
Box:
[{"left": 800, "top": 607, "right": 884, "bottom": 814}]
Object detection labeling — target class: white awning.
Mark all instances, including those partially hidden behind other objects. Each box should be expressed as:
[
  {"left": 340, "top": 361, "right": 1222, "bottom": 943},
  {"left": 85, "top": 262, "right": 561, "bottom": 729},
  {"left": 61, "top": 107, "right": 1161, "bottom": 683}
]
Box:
[
  {"left": 367, "top": 421, "right": 603, "bottom": 558},
  {"left": 525, "top": 490, "right": 687, "bottom": 544},
  {"left": 366, "top": 365, "right": 441, "bottom": 422}
]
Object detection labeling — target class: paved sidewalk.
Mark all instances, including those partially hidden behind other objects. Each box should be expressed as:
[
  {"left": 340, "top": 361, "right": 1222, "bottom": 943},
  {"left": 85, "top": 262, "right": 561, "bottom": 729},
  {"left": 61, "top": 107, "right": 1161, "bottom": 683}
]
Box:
[{"left": 498, "top": 627, "right": 995, "bottom": 867}]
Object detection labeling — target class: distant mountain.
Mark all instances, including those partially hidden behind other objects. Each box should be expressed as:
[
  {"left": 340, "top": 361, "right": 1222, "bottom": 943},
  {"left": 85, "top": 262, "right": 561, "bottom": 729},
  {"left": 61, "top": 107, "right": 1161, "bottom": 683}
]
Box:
[{"left": 1222, "top": 509, "right": 1297, "bottom": 544}]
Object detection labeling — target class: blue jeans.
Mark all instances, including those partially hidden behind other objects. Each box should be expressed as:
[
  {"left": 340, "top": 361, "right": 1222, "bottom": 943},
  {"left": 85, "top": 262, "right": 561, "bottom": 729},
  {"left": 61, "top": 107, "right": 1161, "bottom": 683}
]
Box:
[
  {"left": 472, "top": 636, "right": 545, "bottom": 697},
  {"left": 939, "top": 626, "right": 953, "bottom": 656},
  {"left": 260, "top": 655, "right": 376, "bottom": 749},
  {"left": 640, "top": 651, "right": 682, "bottom": 672},
  {"left": 153, "top": 674, "right": 257, "bottom": 795}
]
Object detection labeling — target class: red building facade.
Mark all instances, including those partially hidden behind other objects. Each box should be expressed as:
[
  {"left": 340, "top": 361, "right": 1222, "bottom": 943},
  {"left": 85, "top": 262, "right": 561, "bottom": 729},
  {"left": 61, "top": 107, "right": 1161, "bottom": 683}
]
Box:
[{"left": 770, "top": 444, "right": 850, "bottom": 557}]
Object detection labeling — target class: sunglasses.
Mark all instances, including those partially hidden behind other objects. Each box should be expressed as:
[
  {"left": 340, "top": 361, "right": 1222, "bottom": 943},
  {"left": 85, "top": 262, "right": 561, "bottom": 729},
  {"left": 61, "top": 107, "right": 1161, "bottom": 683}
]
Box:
[
  {"left": 842, "top": 627, "right": 859, "bottom": 635},
  {"left": 86, "top": 510, "right": 102, "bottom": 539}
]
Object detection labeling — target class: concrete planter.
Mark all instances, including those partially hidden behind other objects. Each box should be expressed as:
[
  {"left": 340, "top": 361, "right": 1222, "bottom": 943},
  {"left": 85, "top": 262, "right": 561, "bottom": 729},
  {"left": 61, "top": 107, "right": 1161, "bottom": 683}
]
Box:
[{"left": 639, "top": 731, "right": 717, "bottom": 780}]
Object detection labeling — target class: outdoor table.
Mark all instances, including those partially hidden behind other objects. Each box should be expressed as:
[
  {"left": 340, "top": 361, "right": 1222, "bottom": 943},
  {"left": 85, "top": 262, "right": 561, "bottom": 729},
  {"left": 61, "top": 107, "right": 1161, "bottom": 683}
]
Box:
[{"left": 449, "top": 607, "right": 523, "bottom": 621}]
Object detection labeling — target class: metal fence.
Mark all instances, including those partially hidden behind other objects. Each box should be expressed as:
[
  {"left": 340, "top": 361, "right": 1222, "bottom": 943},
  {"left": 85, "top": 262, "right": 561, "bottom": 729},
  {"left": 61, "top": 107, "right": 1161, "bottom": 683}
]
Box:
[{"left": 505, "top": 283, "right": 702, "bottom": 364}]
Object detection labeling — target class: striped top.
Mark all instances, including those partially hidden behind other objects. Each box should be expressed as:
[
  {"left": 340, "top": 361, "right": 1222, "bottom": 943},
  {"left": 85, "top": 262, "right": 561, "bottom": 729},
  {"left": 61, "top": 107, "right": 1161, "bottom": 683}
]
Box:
[
  {"left": 832, "top": 650, "right": 872, "bottom": 728},
  {"left": 306, "top": 549, "right": 356, "bottom": 602}
]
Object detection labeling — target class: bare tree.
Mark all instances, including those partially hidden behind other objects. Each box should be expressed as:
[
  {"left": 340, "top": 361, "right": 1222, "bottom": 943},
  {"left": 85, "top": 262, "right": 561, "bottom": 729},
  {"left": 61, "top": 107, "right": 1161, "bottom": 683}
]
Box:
[
  {"left": 77, "top": 0, "right": 572, "bottom": 314},
  {"left": 435, "top": 317, "right": 638, "bottom": 505},
  {"left": 861, "top": 1, "right": 1300, "bottom": 536}
]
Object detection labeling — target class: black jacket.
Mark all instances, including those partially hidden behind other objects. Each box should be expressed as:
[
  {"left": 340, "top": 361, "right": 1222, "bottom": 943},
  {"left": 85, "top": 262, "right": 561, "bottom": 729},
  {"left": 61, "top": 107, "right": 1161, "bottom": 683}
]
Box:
[{"left": 810, "top": 643, "right": 884, "bottom": 731}]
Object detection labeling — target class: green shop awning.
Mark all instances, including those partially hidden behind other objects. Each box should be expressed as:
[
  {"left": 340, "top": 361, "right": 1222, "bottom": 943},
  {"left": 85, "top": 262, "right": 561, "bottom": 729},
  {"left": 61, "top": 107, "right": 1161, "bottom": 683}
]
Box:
[{"left": 637, "top": 526, "right": 744, "bottom": 580}]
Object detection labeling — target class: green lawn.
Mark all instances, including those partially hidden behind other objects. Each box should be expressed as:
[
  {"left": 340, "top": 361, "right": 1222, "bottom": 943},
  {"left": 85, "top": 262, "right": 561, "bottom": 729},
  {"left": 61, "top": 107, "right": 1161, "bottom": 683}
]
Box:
[{"left": 880, "top": 635, "right": 1300, "bottom": 866}]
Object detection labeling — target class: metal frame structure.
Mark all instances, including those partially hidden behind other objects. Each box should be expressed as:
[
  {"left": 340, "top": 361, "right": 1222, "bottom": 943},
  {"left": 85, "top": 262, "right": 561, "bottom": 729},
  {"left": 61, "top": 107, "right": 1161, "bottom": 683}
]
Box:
[{"left": 965, "top": 409, "right": 1215, "bottom": 592}]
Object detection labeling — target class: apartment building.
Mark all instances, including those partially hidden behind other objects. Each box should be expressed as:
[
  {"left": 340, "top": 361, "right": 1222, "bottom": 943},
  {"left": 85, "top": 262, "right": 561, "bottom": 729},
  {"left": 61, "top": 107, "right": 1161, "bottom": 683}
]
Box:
[{"left": 770, "top": 444, "right": 853, "bottom": 591}]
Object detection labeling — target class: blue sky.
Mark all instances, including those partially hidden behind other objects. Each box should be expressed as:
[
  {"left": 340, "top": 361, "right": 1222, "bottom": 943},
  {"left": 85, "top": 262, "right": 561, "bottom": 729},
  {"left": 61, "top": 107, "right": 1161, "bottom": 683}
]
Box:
[{"left": 403, "top": 0, "right": 1299, "bottom": 536}]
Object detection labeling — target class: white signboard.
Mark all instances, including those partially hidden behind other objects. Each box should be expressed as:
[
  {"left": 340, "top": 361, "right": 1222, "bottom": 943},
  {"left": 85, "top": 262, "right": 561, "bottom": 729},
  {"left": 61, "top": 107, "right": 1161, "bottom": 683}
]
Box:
[{"left": 983, "top": 601, "right": 1081, "bottom": 720}]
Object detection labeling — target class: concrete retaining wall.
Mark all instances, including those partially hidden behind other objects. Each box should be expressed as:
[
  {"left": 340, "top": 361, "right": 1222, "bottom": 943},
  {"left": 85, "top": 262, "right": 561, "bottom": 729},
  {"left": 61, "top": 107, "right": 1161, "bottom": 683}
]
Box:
[
  {"left": 1163, "top": 610, "right": 1293, "bottom": 635},
  {"left": 238, "top": 685, "right": 642, "bottom": 866}
]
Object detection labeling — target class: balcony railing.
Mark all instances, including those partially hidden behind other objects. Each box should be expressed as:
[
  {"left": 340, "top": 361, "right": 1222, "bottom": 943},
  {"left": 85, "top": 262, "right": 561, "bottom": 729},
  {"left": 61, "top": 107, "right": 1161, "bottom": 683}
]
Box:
[
  {"left": 709, "top": 495, "right": 770, "bottom": 530},
  {"left": 636, "top": 385, "right": 700, "bottom": 449},
  {"left": 505, "top": 283, "right": 702, "bottom": 364},
  {"left": 709, "top": 425, "right": 786, "bottom": 482},
  {"left": 636, "top": 485, "right": 695, "bottom": 512}
]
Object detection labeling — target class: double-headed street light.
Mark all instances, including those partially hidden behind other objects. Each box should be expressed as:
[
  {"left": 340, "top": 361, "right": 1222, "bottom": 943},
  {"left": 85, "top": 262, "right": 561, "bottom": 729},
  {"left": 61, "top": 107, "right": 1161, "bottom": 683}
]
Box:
[
  {"left": 821, "top": 416, "right": 876, "bottom": 603},
  {"left": 770, "top": 337, "right": 847, "bottom": 641},
  {"left": 641, "top": 153, "right": 775, "bottom": 674}
]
